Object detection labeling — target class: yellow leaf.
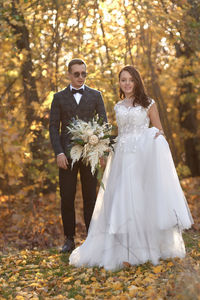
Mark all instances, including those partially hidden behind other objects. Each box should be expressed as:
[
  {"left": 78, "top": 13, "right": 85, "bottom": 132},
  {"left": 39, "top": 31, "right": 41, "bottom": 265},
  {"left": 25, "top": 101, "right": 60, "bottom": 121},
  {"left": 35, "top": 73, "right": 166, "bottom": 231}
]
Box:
[
  {"left": 91, "top": 276, "right": 97, "bottom": 281},
  {"left": 105, "top": 291, "right": 112, "bottom": 297},
  {"left": 29, "top": 282, "right": 39, "bottom": 287},
  {"left": 148, "top": 273, "right": 156, "bottom": 278},
  {"left": 128, "top": 285, "right": 138, "bottom": 297},
  {"left": 19, "top": 53, "right": 24, "bottom": 60},
  {"left": 66, "top": 284, "right": 72, "bottom": 290},
  {"left": 75, "top": 295, "right": 83, "bottom": 300},
  {"left": 9, "top": 275, "right": 17, "bottom": 282},
  {"left": 136, "top": 266, "right": 141, "bottom": 274},
  {"left": 143, "top": 277, "right": 154, "bottom": 283},
  {"left": 167, "top": 262, "right": 174, "bottom": 267},
  {"left": 3, "top": 41, "right": 12, "bottom": 51},
  {"left": 119, "top": 296, "right": 129, "bottom": 300},
  {"left": 147, "top": 285, "right": 154, "bottom": 290},
  {"left": 113, "top": 282, "right": 122, "bottom": 290},
  {"left": 42, "top": 70, "right": 47, "bottom": 77},
  {"left": 152, "top": 265, "right": 163, "bottom": 273},
  {"left": 32, "top": 71, "right": 37, "bottom": 77}
]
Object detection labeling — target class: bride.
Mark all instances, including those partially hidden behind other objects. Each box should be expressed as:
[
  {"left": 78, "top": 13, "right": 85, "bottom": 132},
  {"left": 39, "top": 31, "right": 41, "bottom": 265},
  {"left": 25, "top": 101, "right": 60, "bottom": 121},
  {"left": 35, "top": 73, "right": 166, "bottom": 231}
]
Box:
[{"left": 69, "top": 65, "right": 193, "bottom": 271}]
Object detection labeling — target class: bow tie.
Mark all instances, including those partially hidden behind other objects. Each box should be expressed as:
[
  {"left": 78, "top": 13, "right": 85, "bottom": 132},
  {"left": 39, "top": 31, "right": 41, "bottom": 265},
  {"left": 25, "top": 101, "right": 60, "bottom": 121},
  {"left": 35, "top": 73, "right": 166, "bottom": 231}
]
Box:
[{"left": 72, "top": 88, "right": 84, "bottom": 95}]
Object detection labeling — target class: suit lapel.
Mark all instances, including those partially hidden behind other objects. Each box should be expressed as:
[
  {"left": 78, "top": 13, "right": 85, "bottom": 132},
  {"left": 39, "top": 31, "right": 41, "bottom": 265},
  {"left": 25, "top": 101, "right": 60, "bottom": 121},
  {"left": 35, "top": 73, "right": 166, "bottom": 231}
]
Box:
[
  {"left": 78, "top": 86, "right": 90, "bottom": 108},
  {"left": 64, "top": 85, "right": 78, "bottom": 108},
  {"left": 78, "top": 91, "right": 88, "bottom": 107}
]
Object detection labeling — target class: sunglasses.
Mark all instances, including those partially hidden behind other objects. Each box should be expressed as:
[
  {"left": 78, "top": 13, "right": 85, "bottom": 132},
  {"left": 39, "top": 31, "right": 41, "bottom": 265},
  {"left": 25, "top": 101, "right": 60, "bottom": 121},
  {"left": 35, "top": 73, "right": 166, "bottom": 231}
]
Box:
[{"left": 71, "top": 71, "right": 87, "bottom": 78}]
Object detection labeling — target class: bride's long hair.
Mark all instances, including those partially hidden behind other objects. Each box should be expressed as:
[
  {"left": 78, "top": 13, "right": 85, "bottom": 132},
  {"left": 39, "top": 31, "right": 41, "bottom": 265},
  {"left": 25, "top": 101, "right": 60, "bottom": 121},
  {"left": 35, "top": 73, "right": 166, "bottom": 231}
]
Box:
[{"left": 119, "top": 66, "right": 151, "bottom": 108}]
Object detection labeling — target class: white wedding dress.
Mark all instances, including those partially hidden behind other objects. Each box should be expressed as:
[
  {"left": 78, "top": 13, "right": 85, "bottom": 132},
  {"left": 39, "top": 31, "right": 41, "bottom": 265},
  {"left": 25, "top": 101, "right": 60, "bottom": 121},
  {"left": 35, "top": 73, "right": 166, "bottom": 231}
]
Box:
[{"left": 69, "top": 99, "right": 193, "bottom": 271}]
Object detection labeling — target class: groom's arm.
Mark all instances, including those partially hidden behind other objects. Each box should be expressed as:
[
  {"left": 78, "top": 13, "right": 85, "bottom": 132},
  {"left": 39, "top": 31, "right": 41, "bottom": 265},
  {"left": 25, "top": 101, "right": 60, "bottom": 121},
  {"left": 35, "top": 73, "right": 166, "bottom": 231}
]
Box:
[
  {"left": 49, "top": 94, "right": 64, "bottom": 156},
  {"left": 96, "top": 92, "right": 107, "bottom": 123}
]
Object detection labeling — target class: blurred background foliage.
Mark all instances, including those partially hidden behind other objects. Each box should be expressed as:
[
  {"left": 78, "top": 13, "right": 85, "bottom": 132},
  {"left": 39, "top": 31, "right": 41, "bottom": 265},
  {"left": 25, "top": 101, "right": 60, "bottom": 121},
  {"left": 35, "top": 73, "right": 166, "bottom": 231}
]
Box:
[{"left": 0, "top": 0, "right": 200, "bottom": 201}]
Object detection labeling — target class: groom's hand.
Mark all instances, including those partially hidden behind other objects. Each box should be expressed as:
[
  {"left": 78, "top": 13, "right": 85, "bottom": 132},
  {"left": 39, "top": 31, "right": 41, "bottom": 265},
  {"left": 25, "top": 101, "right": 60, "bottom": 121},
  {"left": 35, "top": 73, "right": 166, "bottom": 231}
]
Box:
[{"left": 57, "top": 153, "right": 68, "bottom": 169}]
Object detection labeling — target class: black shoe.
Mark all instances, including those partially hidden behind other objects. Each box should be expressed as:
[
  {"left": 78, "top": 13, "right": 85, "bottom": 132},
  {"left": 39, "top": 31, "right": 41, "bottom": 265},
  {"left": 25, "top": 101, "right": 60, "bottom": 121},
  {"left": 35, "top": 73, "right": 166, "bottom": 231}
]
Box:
[{"left": 60, "top": 238, "right": 75, "bottom": 254}]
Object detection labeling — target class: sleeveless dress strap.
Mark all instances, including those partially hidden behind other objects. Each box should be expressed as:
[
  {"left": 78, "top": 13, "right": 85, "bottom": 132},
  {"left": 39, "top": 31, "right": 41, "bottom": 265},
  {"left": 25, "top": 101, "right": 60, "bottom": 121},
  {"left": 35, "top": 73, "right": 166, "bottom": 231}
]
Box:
[{"left": 147, "top": 99, "right": 155, "bottom": 111}]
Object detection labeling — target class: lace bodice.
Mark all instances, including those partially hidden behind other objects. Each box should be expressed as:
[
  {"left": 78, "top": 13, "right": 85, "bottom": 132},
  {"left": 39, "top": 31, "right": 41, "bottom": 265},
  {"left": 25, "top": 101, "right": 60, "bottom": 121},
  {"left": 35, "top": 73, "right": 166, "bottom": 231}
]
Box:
[{"left": 114, "top": 99, "right": 155, "bottom": 152}]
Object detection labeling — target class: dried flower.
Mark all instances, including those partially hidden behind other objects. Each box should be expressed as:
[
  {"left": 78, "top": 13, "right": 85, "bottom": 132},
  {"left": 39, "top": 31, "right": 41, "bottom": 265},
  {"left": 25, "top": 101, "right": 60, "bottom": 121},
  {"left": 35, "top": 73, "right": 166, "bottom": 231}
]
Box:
[
  {"left": 67, "top": 115, "right": 114, "bottom": 175},
  {"left": 88, "top": 135, "right": 99, "bottom": 145}
]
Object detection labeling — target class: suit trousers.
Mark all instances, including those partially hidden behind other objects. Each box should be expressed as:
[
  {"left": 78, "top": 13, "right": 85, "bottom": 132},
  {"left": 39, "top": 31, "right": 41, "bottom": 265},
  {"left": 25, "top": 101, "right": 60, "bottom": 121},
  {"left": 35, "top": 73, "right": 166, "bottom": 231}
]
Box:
[{"left": 59, "top": 160, "right": 97, "bottom": 237}]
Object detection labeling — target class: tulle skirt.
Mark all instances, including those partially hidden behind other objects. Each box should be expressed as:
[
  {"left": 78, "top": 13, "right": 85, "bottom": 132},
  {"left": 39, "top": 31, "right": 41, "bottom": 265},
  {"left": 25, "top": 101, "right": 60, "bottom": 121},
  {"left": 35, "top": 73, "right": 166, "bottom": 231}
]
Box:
[{"left": 69, "top": 127, "right": 193, "bottom": 270}]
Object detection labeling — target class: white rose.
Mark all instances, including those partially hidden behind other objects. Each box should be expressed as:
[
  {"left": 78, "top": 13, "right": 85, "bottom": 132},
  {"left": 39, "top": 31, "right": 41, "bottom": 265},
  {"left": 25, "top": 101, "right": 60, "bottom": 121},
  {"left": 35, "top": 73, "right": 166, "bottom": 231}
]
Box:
[
  {"left": 86, "top": 129, "right": 94, "bottom": 136},
  {"left": 88, "top": 135, "right": 99, "bottom": 145}
]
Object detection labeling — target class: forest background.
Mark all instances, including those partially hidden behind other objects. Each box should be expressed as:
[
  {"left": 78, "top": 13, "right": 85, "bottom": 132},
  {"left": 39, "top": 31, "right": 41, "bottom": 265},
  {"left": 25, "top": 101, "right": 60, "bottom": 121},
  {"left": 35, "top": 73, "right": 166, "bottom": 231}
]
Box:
[{"left": 0, "top": 0, "right": 200, "bottom": 299}]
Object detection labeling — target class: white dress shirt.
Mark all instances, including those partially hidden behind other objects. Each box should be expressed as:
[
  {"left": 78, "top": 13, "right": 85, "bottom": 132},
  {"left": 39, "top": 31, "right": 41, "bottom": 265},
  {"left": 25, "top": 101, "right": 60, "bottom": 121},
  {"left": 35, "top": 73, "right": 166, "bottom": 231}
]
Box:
[{"left": 70, "top": 84, "right": 85, "bottom": 105}]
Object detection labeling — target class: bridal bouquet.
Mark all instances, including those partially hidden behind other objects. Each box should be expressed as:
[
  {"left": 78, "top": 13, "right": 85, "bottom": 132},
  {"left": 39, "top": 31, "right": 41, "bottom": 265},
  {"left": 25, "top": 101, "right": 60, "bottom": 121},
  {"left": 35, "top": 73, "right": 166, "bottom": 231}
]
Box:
[{"left": 67, "top": 115, "right": 114, "bottom": 175}]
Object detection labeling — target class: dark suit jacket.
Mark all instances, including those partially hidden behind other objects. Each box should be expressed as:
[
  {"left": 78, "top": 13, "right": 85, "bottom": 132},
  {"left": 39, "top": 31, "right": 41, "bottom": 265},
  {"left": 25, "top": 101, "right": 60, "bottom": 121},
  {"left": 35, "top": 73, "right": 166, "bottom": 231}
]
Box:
[{"left": 49, "top": 85, "right": 107, "bottom": 157}]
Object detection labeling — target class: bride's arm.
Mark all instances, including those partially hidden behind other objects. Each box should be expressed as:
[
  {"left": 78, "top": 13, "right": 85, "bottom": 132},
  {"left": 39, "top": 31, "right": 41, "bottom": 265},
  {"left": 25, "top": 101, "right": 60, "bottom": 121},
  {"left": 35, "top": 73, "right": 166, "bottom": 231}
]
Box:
[{"left": 149, "top": 103, "right": 165, "bottom": 139}]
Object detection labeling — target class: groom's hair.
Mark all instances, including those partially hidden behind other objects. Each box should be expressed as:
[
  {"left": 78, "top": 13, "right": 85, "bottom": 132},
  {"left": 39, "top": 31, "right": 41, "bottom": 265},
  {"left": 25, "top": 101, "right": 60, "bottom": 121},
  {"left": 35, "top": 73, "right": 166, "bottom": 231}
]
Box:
[{"left": 68, "top": 59, "right": 86, "bottom": 73}]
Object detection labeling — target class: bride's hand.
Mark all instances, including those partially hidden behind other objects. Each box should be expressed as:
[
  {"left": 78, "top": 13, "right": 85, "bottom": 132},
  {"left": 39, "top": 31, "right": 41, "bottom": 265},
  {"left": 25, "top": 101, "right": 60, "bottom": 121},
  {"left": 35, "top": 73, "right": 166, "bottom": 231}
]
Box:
[{"left": 154, "top": 130, "right": 165, "bottom": 139}]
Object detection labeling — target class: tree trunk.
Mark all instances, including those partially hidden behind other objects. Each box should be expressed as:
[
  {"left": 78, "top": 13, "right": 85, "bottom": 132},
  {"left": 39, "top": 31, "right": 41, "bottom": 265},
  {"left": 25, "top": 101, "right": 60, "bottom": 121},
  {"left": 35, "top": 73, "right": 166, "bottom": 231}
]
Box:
[
  {"left": 95, "top": 0, "right": 118, "bottom": 98},
  {"left": 4, "top": 1, "right": 39, "bottom": 126},
  {"left": 177, "top": 71, "right": 200, "bottom": 176},
  {"left": 123, "top": 0, "right": 134, "bottom": 65},
  {"left": 174, "top": 1, "right": 200, "bottom": 176}
]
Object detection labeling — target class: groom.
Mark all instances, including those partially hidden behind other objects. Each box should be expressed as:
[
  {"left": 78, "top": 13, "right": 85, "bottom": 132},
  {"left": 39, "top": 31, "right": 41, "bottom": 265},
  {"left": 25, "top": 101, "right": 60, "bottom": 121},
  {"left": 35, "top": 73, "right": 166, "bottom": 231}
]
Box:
[{"left": 49, "top": 59, "right": 107, "bottom": 253}]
